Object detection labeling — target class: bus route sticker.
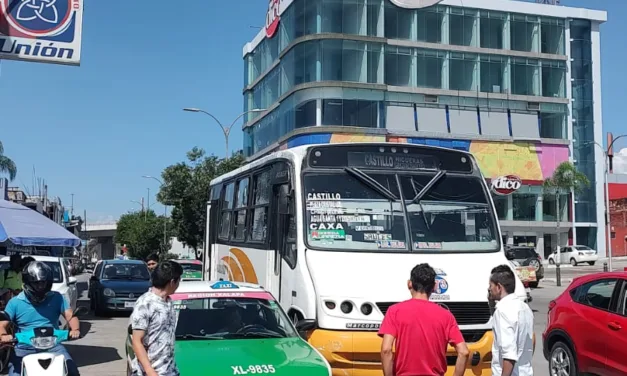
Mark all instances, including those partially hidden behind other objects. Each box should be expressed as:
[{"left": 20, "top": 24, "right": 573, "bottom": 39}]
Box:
[
  {"left": 364, "top": 233, "right": 392, "bottom": 241},
  {"left": 311, "top": 229, "right": 346, "bottom": 240},
  {"left": 414, "top": 242, "right": 442, "bottom": 249},
  {"left": 376, "top": 240, "right": 405, "bottom": 249},
  {"left": 355, "top": 225, "right": 384, "bottom": 231}
]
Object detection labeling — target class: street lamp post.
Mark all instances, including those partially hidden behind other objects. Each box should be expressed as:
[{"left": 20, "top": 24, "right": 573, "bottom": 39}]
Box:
[
  {"left": 183, "top": 108, "right": 265, "bottom": 158},
  {"left": 143, "top": 175, "right": 168, "bottom": 249},
  {"left": 584, "top": 134, "right": 626, "bottom": 272}
]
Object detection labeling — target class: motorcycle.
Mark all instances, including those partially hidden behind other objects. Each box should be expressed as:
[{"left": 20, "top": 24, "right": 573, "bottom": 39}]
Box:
[{"left": 0, "top": 306, "right": 87, "bottom": 375}]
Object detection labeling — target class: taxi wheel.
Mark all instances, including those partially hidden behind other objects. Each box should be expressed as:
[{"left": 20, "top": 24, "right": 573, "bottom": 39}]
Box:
[{"left": 549, "top": 341, "right": 577, "bottom": 376}]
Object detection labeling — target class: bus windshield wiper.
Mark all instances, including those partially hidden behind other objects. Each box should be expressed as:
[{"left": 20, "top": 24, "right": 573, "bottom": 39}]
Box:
[
  {"left": 410, "top": 170, "right": 447, "bottom": 204},
  {"left": 344, "top": 168, "right": 398, "bottom": 201}
]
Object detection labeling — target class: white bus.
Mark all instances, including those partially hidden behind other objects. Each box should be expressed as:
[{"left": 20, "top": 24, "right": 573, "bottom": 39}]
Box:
[{"left": 206, "top": 143, "right": 527, "bottom": 376}]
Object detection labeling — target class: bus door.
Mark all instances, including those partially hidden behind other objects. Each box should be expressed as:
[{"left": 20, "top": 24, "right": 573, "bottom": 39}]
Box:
[
  {"left": 268, "top": 162, "right": 294, "bottom": 302},
  {"left": 205, "top": 199, "right": 220, "bottom": 280}
]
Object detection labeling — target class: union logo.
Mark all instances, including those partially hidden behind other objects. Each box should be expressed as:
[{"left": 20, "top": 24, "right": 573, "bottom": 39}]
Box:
[{"left": 1, "top": 0, "right": 78, "bottom": 39}]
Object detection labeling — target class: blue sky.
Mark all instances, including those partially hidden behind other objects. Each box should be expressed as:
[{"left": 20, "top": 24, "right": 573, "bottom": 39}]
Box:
[{"left": 0, "top": 0, "right": 625, "bottom": 223}]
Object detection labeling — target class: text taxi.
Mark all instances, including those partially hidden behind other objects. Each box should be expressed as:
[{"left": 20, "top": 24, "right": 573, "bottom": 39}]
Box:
[{"left": 125, "top": 281, "right": 332, "bottom": 375}]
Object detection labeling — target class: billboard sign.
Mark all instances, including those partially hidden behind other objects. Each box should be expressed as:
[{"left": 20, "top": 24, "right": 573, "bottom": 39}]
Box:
[{"left": 0, "top": 0, "right": 83, "bottom": 65}]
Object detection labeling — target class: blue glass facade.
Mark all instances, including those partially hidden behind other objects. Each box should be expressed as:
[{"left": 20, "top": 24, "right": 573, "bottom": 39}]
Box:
[
  {"left": 570, "top": 19, "right": 598, "bottom": 248},
  {"left": 243, "top": 0, "right": 571, "bottom": 157}
]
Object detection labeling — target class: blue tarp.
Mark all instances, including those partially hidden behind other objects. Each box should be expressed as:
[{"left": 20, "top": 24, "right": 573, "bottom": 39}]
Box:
[{"left": 0, "top": 200, "right": 80, "bottom": 247}]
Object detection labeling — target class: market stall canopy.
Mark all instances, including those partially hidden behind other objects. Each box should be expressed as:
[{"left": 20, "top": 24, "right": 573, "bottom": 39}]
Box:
[{"left": 0, "top": 200, "right": 80, "bottom": 247}]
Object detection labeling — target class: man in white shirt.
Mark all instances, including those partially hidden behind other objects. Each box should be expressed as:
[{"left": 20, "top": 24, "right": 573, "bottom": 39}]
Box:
[{"left": 488, "top": 264, "right": 534, "bottom": 376}]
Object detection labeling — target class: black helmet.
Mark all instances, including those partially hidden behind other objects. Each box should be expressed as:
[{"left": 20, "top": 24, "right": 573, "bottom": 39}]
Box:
[{"left": 22, "top": 261, "right": 53, "bottom": 304}]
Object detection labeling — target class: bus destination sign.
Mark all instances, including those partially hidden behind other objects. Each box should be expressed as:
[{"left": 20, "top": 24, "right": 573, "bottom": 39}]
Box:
[{"left": 347, "top": 152, "right": 439, "bottom": 170}]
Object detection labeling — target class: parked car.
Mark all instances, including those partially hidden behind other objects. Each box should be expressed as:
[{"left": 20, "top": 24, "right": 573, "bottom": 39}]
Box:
[
  {"left": 505, "top": 246, "right": 544, "bottom": 288},
  {"left": 543, "top": 272, "right": 627, "bottom": 376},
  {"left": 88, "top": 259, "right": 151, "bottom": 316},
  {"left": 547, "top": 245, "right": 598, "bottom": 266},
  {"left": 0, "top": 255, "right": 78, "bottom": 312}
]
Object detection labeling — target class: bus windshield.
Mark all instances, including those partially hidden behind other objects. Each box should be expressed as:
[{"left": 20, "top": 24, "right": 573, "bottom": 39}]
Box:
[{"left": 303, "top": 171, "right": 498, "bottom": 253}]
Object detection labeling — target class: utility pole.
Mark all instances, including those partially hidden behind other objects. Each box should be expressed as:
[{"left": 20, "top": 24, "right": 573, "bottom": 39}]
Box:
[{"left": 70, "top": 193, "right": 74, "bottom": 216}]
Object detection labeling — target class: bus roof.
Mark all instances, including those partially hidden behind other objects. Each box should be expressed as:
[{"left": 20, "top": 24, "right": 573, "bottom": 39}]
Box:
[{"left": 210, "top": 143, "right": 474, "bottom": 186}]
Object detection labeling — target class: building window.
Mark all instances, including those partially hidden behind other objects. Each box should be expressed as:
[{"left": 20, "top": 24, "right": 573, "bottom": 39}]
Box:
[
  {"left": 295, "top": 100, "right": 317, "bottom": 129},
  {"left": 511, "top": 58, "right": 539, "bottom": 96},
  {"left": 416, "top": 7, "right": 444, "bottom": 43},
  {"left": 385, "top": 46, "right": 414, "bottom": 86},
  {"left": 367, "top": 0, "right": 383, "bottom": 36},
  {"left": 417, "top": 49, "right": 445, "bottom": 89},
  {"left": 539, "top": 112, "right": 566, "bottom": 139},
  {"left": 449, "top": 52, "right": 477, "bottom": 92},
  {"left": 513, "top": 193, "right": 537, "bottom": 221},
  {"left": 542, "top": 60, "right": 566, "bottom": 98},
  {"left": 575, "top": 227, "right": 597, "bottom": 249},
  {"left": 321, "top": 0, "right": 367, "bottom": 36},
  {"left": 542, "top": 193, "right": 567, "bottom": 222},
  {"left": 449, "top": 7, "right": 477, "bottom": 47},
  {"left": 493, "top": 195, "right": 508, "bottom": 220},
  {"left": 322, "top": 40, "right": 367, "bottom": 83},
  {"left": 384, "top": 2, "right": 414, "bottom": 40},
  {"left": 510, "top": 14, "right": 538, "bottom": 52},
  {"left": 541, "top": 17, "right": 565, "bottom": 55},
  {"left": 480, "top": 55, "right": 506, "bottom": 93},
  {"left": 367, "top": 44, "right": 383, "bottom": 84},
  {"left": 479, "top": 11, "right": 505, "bottom": 49},
  {"left": 322, "top": 99, "right": 378, "bottom": 128}
]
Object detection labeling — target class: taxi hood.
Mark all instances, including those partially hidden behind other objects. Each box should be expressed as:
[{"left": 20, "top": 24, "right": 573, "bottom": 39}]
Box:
[
  {"left": 175, "top": 337, "right": 330, "bottom": 376},
  {"left": 305, "top": 250, "right": 526, "bottom": 303}
]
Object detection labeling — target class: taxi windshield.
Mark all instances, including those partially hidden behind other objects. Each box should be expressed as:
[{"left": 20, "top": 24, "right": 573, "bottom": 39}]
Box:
[{"left": 173, "top": 296, "right": 298, "bottom": 340}]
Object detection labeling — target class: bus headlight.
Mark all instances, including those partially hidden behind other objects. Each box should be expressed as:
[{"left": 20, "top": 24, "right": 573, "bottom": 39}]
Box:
[
  {"left": 340, "top": 301, "right": 353, "bottom": 314},
  {"left": 360, "top": 303, "right": 373, "bottom": 316}
]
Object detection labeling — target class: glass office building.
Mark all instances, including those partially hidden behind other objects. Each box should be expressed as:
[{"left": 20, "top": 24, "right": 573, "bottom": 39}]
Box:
[{"left": 241, "top": 0, "right": 607, "bottom": 256}]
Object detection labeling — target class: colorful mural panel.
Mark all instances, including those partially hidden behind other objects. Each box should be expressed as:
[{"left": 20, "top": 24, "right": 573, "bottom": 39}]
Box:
[{"left": 282, "top": 133, "right": 569, "bottom": 182}]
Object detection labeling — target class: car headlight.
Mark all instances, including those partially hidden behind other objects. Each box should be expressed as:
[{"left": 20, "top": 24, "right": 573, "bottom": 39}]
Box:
[{"left": 103, "top": 288, "right": 115, "bottom": 297}]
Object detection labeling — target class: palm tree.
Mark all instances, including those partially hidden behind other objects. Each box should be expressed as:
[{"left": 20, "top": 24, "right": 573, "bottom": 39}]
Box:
[
  {"left": 0, "top": 141, "right": 17, "bottom": 181},
  {"left": 543, "top": 162, "right": 589, "bottom": 286}
]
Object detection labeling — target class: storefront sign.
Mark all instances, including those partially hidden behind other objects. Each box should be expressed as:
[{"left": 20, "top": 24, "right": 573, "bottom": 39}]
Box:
[
  {"left": 265, "top": 0, "right": 283, "bottom": 38},
  {"left": 491, "top": 175, "right": 522, "bottom": 196}
]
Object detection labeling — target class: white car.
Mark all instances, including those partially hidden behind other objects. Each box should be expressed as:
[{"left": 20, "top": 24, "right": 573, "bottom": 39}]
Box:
[
  {"left": 0, "top": 255, "right": 79, "bottom": 311},
  {"left": 547, "top": 245, "right": 599, "bottom": 266}
]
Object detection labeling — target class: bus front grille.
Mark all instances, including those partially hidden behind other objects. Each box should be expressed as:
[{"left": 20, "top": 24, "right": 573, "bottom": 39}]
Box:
[{"left": 376, "top": 302, "right": 492, "bottom": 325}]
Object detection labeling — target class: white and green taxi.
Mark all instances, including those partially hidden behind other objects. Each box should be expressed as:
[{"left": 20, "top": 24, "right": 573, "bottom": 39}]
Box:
[{"left": 125, "top": 280, "right": 331, "bottom": 375}]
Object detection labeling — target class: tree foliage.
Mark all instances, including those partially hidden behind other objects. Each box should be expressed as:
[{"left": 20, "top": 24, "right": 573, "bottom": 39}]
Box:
[
  {"left": 0, "top": 141, "right": 17, "bottom": 181},
  {"left": 116, "top": 209, "right": 173, "bottom": 260},
  {"left": 157, "top": 147, "right": 245, "bottom": 259},
  {"left": 543, "top": 162, "right": 590, "bottom": 193}
]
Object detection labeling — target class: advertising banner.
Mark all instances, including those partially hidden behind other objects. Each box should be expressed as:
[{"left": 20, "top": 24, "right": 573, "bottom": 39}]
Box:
[{"left": 0, "top": 0, "right": 83, "bottom": 65}]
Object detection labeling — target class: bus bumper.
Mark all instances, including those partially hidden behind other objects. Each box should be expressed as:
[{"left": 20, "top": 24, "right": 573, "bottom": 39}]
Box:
[{"left": 308, "top": 329, "right": 494, "bottom": 376}]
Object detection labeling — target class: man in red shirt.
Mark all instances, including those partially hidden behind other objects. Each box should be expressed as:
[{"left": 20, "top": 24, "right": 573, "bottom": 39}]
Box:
[{"left": 378, "top": 263, "right": 469, "bottom": 376}]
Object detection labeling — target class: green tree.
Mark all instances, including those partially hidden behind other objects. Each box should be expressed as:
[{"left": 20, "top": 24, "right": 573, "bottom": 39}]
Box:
[
  {"left": 543, "top": 161, "right": 589, "bottom": 285},
  {"left": 157, "top": 148, "right": 245, "bottom": 260},
  {"left": 0, "top": 141, "right": 17, "bottom": 181},
  {"left": 116, "top": 209, "right": 174, "bottom": 260}
]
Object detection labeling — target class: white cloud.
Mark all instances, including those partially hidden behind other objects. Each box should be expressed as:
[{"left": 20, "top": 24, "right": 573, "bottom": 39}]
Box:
[{"left": 614, "top": 148, "right": 627, "bottom": 174}]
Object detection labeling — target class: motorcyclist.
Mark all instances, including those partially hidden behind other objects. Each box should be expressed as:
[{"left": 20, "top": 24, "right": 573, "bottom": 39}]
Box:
[{"left": 0, "top": 261, "right": 81, "bottom": 376}]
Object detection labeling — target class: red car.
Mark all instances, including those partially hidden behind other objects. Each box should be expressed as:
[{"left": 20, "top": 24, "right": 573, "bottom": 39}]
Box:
[{"left": 543, "top": 272, "right": 627, "bottom": 376}]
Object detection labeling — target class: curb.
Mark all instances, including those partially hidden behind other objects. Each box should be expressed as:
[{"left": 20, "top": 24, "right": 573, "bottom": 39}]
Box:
[
  {"left": 542, "top": 278, "right": 573, "bottom": 283},
  {"left": 545, "top": 265, "right": 573, "bottom": 269}
]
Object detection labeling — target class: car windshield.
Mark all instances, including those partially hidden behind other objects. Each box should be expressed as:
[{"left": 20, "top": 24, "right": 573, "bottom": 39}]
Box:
[
  {"left": 181, "top": 263, "right": 202, "bottom": 272},
  {"left": 173, "top": 294, "right": 297, "bottom": 340},
  {"left": 510, "top": 248, "right": 536, "bottom": 259},
  {"left": 102, "top": 263, "right": 150, "bottom": 280},
  {"left": 303, "top": 172, "right": 498, "bottom": 252},
  {"left": 0, "top": 261, "right": 62, "bottom": 283}
]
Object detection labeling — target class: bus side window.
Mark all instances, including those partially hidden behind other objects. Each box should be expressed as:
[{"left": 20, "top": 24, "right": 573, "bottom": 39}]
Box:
[
  {"left": 277, "top": 184, "right": 297, "bottom": 269},
  {"left": 249, "top": 170, "right": 271, "bottom": 243},
  {"left": 219, "top": 182, "right": 235, "bottom": 240}
]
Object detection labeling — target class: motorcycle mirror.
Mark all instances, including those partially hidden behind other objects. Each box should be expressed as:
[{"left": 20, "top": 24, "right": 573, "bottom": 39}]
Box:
[{"left": 72, "top": 306, "right": 88, "bottom": 318}]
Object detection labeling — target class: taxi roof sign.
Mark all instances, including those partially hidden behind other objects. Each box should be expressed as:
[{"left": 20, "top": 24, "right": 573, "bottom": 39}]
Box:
[{"left": 211, "top": 281, "right": 239, "bottom": 290}]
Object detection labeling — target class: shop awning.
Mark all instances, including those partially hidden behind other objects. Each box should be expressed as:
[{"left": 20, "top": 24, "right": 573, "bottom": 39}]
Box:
[{"left": 0, "top": 200, "right": 80, "bottom": 247}]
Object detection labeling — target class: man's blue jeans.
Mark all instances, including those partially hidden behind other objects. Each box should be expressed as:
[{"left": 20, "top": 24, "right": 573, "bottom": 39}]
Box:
[{"left": 8, "top": 344, "right": 80, "bottom": 376}]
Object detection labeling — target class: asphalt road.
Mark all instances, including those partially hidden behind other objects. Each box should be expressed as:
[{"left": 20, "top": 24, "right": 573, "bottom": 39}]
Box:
[
  {"left": 68, "top": 272, "right": 127, "bottom": 375},
  {"left": 66, "top": 265, "right": 613, "bottom": 376}
]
